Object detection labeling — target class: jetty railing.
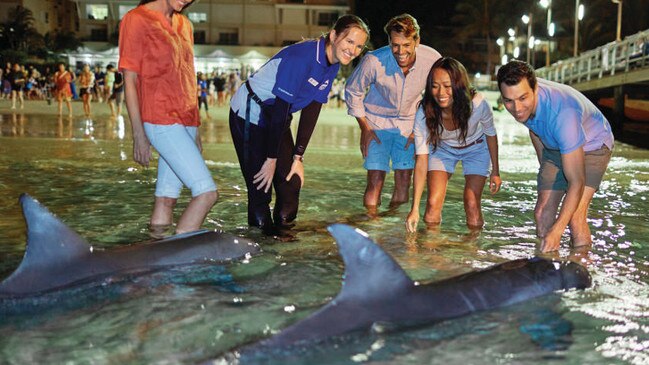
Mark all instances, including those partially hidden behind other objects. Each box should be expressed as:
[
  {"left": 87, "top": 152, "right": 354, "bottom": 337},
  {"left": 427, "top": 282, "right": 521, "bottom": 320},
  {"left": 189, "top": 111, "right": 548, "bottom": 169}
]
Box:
[{"left": 535, "top": 29, "right": 649, "bottom": 85}]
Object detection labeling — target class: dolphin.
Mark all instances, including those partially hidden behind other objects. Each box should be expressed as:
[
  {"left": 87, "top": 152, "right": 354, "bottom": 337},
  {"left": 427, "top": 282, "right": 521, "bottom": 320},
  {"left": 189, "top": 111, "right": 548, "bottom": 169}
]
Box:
[
  {"left": 253, "top": 224, "right": 591, "bottom": 349},
  {"left": 0, "top": 194, "right": 260, "bottom": 298}
]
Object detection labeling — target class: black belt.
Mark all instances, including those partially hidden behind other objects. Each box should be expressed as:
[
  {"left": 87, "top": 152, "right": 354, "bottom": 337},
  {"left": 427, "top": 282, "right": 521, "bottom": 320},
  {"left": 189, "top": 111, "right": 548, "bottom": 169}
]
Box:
[{"left": 449, "top": 137, "right": 484, "bottom": 149}]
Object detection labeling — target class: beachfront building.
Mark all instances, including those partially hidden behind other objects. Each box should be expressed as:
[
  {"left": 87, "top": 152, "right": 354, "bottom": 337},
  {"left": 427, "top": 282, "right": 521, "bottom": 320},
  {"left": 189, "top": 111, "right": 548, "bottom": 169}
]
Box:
[
  {"left": 0, "top": 0, "right": 77, "bottom": 36},
  {"left": 66, "top": 0, "right": 351, "bottom": 72}
]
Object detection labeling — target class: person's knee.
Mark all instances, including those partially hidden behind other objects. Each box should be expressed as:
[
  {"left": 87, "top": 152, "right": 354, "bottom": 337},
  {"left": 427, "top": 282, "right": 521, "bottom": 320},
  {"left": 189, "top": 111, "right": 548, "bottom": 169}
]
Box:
[
  {"left": 367, "top": 172, "right": 386, "bottom": 188},
  {"left": 157, "top": 196, "right": 177, "bottom": 208},
  {"left": 198, "top": 190, "right": 218, "bottom": 206}
]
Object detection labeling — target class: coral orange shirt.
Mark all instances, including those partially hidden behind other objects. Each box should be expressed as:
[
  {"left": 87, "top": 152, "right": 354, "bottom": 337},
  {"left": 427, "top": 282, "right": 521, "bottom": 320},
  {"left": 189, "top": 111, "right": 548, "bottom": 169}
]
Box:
[{"left": 118, "top": 5, "right": 199, "bottom": 126}]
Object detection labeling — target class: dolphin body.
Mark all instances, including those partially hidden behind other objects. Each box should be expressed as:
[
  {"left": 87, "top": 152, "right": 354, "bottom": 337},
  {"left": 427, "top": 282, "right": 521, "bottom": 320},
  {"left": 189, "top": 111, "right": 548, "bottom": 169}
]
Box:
[
  {"left": 0, "top": 194, "right": 260, "bottom": 298},
  {"left": 253, "top": 224, "right": 591, "bottom": 349}
]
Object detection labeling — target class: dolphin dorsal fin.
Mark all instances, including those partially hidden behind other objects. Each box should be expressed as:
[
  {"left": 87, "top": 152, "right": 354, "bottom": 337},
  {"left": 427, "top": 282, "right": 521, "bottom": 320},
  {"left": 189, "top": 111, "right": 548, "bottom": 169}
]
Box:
[
  {"left": 327, "top": 224, "right": 413, "bottom": 301},
  {"left": 18, "top": 194, "right": 92, "bottom": 267}
]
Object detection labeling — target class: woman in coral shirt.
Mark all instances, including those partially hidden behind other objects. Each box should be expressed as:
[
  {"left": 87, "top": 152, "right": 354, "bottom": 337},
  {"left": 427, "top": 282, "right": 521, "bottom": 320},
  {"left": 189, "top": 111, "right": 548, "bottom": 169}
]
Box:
[
  {"left": 53, "top": 62, "right": 73, "bottom": 116},
  {"left": 119, "top": 0, "right": 217, "bottom": 237}
]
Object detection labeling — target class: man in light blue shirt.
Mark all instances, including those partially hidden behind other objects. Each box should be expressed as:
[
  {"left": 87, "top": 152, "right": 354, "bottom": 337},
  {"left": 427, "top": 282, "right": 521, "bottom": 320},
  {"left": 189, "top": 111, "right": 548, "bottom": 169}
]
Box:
[
  {"left": 345, "top": 14, "right": 441, "bottom": 214},
  {"left": 498, "top": 60, "right": 614, "bottom": 253}
]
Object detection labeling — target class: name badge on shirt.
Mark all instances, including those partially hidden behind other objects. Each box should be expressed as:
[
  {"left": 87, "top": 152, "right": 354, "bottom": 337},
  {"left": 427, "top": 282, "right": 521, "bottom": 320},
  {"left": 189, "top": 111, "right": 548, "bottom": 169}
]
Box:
[
  {"left": 319, "top": 79, "right": 329, "bottom": 91},
  {"left": 308, "top": 77, "right": 319, "bottom": 87}
]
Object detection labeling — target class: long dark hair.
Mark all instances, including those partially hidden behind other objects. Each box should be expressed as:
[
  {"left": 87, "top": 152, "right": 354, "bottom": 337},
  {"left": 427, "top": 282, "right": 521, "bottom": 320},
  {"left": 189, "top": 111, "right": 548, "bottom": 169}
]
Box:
[
  {"left": 324, "top": 14, "right": 370, "bottom": 45},
  {"left": 421, "top": 57, "right": 476, "bottom": 150}
]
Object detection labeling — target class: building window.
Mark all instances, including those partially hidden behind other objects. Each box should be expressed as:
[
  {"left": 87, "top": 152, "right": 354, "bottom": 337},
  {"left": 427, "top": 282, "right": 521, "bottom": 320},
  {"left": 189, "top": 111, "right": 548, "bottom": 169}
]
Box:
[
  {"left": 219, "top": 32, "right": 238, "bottom": 45},
  {"left": 317, "top": 12, "right": 338, "bottom": 27},
  {"left": 90, "top": 28, "right": 108, "bottom": 41},
  {"left": 194, "top": 30, "right": 206, "bottom": 44},
  {"left": 188, "top": 12, "right": 208, "bottom": 23},
  {"left": 44, "top": 12, "right": 49, "bottom": 24},
  {"left": 87, "top": 4, "right": 108, "bottom": 20},
  {"left": 119, "top": 5, "right": 136, "bottom": 19}
]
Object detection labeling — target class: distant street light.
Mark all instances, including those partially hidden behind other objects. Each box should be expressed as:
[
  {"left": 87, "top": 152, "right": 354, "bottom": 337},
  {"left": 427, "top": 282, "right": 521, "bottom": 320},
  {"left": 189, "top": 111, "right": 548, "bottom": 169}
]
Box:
[
  {"left": 522, "top": 13, "right": 533, "bottom": 63},
  {"left": 573, "top": 0, "right": 585, "bottom": 57},
  {"left": 514, "top": 46, "right": 521, "bottom": 58},
  {"left": 497, "top": 37, "right": 506, "bottom": 69},
  {"left": 540, "top": 0, "right": 553, "bottom": 66},
  {"left": 611, "top": 0, "right": 622, "bottom": 41}
]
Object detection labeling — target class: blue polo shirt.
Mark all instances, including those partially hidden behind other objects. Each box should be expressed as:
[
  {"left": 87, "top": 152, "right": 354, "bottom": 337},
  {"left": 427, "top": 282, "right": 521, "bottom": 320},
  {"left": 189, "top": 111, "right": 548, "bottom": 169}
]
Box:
[
  {"left": 230, "top": 37, "right": 339, "bottom": 125},
  {"left": 525, "top": 79, "right": 614, "bottom": 154}
]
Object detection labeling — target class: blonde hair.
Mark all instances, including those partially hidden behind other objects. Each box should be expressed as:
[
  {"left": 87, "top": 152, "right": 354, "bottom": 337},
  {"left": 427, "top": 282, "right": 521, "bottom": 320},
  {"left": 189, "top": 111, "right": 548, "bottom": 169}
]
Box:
[{"left": 384, "top": 14, "right": 420, "bottom": 41}]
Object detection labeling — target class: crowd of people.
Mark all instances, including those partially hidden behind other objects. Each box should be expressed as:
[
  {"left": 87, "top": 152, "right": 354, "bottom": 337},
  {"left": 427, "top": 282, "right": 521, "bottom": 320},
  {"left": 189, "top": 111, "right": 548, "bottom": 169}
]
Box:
[
  {"left": 4, "top": 0, "right": 613, "bottom": 254},
  {"left": 193, "top": 70, "right": 243, "bottom": 119},
  {"left": 0, "top": 61, "right": 125, "bottom": 118}
]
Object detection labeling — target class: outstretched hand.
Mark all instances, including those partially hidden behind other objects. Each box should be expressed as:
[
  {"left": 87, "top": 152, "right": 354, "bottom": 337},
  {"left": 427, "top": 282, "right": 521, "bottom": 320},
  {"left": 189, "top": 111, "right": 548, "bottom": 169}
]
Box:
[
  {"left": 405, "top": 133, "right": 415, "bottom": 150},
  {"left": 253, "top": 158, "right": 277, "bottom": 193},
  {"left": 285, "top": 158, "right": 304, "bottom": 187},
  {"left": 489, "top": 173, "right": 502, "bottom": 194},
  {"left": 360, "top": 128, "right": 380, "bottom": 158},
  {"left": 405, "top": 210, "right": 420, "bottom": 233},
  {"left": 133, "top": 135, "right": 151, "bottom": 167},
  {"left": 540, "top": 229, "right": 562, "bottom": 253}
]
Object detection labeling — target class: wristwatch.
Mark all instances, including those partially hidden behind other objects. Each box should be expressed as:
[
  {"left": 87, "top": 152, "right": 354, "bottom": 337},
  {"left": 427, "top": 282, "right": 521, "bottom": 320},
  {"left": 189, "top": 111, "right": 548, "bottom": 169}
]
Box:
[{"left": 293, "top": 154, "right": 304, "bottom": 162}]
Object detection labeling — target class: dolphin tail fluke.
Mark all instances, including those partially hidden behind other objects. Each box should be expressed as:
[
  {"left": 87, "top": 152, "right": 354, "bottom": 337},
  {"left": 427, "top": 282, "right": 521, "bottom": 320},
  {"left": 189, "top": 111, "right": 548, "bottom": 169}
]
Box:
[{"left": 326, "top": 224, "right": 413, "bottom": 300}]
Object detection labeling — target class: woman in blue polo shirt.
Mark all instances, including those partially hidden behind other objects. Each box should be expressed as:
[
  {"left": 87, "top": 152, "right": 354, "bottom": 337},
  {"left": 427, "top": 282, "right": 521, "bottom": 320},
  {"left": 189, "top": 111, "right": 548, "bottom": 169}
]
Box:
[{"left": 229, "top": 15, "right": 369, "bottom": 237}]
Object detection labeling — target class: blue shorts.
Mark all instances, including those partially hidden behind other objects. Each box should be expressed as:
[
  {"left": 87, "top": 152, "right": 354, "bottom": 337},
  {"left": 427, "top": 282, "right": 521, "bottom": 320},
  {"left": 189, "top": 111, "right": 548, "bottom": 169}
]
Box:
[
  {"left": 143, "top": 123, "right": 217, "bottom": 198},
  {"left": 427, "top": 138, "right": 491, "bottom": 177},
  {"left": 364, "top": 129, "right": 415, "bottom": 172}
]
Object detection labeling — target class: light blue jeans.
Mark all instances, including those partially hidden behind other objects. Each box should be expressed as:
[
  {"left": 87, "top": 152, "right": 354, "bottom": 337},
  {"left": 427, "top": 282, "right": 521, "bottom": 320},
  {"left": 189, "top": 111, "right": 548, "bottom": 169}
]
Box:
[{"left": 143, "top": 123, "right": 217, "bottom": 198}]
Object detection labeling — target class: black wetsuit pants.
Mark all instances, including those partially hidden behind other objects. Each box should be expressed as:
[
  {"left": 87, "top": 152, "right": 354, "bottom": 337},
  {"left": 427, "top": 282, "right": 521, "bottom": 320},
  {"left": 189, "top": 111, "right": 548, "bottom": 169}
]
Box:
[{"left": 229, "top": 109, "right": 301, "bottom": 229}]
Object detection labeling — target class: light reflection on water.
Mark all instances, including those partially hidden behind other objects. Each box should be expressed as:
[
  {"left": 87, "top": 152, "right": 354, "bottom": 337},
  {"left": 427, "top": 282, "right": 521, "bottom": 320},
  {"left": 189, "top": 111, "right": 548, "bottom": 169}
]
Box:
[{"left": 0, "top": 103, "right": 648, "bottom": 364}]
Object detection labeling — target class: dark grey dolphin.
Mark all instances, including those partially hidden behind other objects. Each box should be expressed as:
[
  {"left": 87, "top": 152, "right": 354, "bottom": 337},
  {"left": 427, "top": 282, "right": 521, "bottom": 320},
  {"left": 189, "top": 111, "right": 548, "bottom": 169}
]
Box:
[
  {"left": 0, "top": 194, "right": 260, "bottom": 298},
  {"left": 256, "top": 224, "right": 591, "bottom": 348}
]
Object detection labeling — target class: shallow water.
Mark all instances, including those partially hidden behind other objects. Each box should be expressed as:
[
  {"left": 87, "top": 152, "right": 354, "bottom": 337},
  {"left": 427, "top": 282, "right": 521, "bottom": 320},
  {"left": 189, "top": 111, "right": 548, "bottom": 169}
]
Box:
[{"left": 0, "top": 103, "right": 648, "bottom": 364}]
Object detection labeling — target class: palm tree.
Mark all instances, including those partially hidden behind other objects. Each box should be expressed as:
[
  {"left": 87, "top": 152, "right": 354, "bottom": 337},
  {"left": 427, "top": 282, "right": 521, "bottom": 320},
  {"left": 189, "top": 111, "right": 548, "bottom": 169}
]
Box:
[{"left": 0, "top": 6, "right": 42, "bottom": 53}]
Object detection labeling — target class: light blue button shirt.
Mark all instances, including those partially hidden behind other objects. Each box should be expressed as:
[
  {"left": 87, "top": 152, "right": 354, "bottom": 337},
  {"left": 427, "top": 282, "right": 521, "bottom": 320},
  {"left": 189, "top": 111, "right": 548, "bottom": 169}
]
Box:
[
  {"left": 525, "top": 78, "right": 614, "bottom": 154},
  {"left": 345, "top": 44, "right": 441, "bottom": 136}
]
